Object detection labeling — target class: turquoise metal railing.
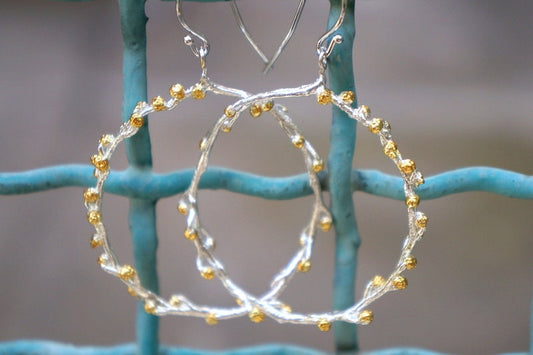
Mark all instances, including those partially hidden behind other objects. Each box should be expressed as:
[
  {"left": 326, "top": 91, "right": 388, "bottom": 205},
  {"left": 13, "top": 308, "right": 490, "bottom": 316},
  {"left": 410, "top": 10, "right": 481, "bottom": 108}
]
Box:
[{"left": 0, "top": 0, "right": 531, "bottom": 354}]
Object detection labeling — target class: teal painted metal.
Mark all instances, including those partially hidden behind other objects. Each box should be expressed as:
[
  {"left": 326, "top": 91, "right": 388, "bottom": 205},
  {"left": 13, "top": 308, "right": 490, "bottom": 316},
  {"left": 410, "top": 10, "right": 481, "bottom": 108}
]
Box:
[
  {"left": 325, "top": 0, "right": 359, "bottom": 351},
  {"left": 1, "top": 0, "right": 532, "bottom": 354}
]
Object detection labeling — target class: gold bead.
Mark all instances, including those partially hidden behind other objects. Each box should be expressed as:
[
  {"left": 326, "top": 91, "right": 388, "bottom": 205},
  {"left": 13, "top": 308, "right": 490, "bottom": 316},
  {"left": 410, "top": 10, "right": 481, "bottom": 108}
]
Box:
[
  {"left": 316, "top": 88, "right": 332, "bottom": 105},
  {"left": 87, "top": 211, "right": 101, "bottom": 225},
  {"left": 405, "top": 195, "right": 420, "bottom": 208},
  {"left": 83, "top": 188, "right": 99, "bottom": 204},
  {"left": 90, "top": 155, "right": 109, "bottom": 172},
  {"left": 312, "top": 159, "right": 323, "bottom": 173},
  {"left": 404, "top": 256, "right": 417, "bottom": 270},
  {"left": 221, "top": 122, "right": 232, "bottom": 133},
  {"left": 118, "top": 265, "right": 136, "bottom": 281},
  {"left": 392, "top": 275, "right": 408, "bottom": 290},
  {"left": 144, "top": 299, "right": 157, "bottom": 314},
  {"left": 97, "top": 254, "right": 107, "bottom": 265},
  {"left": 368, "top": 118, "right": 384, "bottom": 134},
  {"left": 152, "top": 96, "right": 166, "bottom": 111},
  {"left": 340, "top": 91, "right": 355, "bottom": 104},
  {"left": 235, "top": 298, "right": 243, "bottom": 306},
  {"left": 415, "top": 174, "right": 425, "bottom": 186},
  {"left": 360, "top": 105, "right": 371, "bottom": 118},
  {"left": 383, "top": 141, "right": 398, "bottom": 159},
  {"left": 201, "top": 267, "right": 215, "bottom": 280},
  {"left": 319, "top": 216, "right": 332, "bottom": 232},
  {"left": 134, "top": 101, "right": 144, "bottom": 111},
  {"left": 205, "top": 313, "right": 218, "bottom": 325},
  {"left": 224, "top": 106, "right": 236, "bottom": 118},
  {"left": 371, "top": 275, "right": 385, "bottom": 287},
  {"left": 169, "top": 83, "right": 185, "bottom": 100},
  {"left": 99, "top": 134, "right": 113, "bottom": 146},
  {"left": 291, "top": 135, "right": 305, "bottom": 149},
  {"left": 416, "top": 213, "right": 428, "bottom": 228},
  {"left": 129, "top": 113, "right": 144, "bottom": 128},
  {"left": 127, "top": 287, "right": 137, "bottom": 297},
  {"left": 317, "top": 319, "right": 331, "bottom": 332},
  {"left": 170, "top": 295, "right": 182, "bottom": 307},
  {"left": 199, "top": 137, "right": 208, "bottom": 150},
  {"left": 358, "top": 310, "right": 374, "bottom": 325},
  {"left": 184, "top": 228, "right": 198, "bottom": 240},
  {"left": 280, "top": 303, "right": 292, "bottom": 313},
  {"left": 249, "top": 307, "right": 265, "bottom": 323},
  {"left": 261, "top": 101, "right": 274, "bottom": 112},
  {"left": 89, "top": 234, "right": 102, "bottom": 249},
  {"left": 191, "top": 85, "right": 205, "bottom": 100},
  {"left": 177, "top": 201, "right": 188, "bottom": 215},
  {"left": 297, "top": 260, "right": 311, "bottom": 273},
  {"left": 249, "top": 104, "right": 262, "bottom": 118},
  {"left": 398, "top": 159, "right": 416, "bottom": 174}
]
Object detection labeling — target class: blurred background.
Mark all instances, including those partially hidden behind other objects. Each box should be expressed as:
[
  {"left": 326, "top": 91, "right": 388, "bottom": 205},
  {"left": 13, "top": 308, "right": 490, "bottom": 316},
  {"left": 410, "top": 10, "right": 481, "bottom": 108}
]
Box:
[{"left": 0, "top": 0, "right": 532, "bottom": 354}]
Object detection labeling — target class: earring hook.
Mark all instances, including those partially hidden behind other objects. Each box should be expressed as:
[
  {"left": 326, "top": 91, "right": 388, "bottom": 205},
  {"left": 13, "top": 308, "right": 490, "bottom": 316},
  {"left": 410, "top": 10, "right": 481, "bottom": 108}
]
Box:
[
  {"left": 176, "top": 0, "right": 210, "bottom": 58},
  {"left": 230, "top": 0, "right": 307, "bottom": 75},
  {"left": 316, "top": 0, "right": 347, "bottom": 57}
]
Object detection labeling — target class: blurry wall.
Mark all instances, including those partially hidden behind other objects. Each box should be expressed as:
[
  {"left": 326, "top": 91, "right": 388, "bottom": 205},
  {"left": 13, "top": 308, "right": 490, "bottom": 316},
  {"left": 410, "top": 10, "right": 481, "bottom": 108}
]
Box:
[{"left": 0, "top": 0, "right": 532, "bottom": 354}]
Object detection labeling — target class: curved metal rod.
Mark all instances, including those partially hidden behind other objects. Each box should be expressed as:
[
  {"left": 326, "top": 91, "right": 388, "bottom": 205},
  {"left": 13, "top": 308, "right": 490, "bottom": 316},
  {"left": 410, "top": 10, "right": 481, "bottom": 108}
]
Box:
[
  {"left": 2, "top": 165, "right": 533, "bottom": 200},
  {"left": 176, "top": 0, "right": 210, "bottom": 57},
  {"left": 262, "top": 0, "right": 307, "bottom": 74},
  {"left": 316, "top": 0, "right": 347, "bottom": 55}
]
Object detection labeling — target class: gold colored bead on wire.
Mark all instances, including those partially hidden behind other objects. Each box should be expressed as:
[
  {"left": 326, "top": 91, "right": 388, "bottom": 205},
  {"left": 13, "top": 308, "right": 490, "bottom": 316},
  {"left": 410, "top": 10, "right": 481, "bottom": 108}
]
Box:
[
  {"left": 416, "top": 213, "right": 428, "bottom": 228},
  {"left": 177, "top": 201, "right": 188, "bottom": 215},
  {"left": 118, "top": 265, "right": 136, "bottom": 281},
  {"left": 415, "top": 174, "right": 425, "bottom": 186},
  {"left": 83, "top": 188, "right": 99, "bottom": 204},
  {"left": 224, "top": 106, "right": 236, "bottom": 118},
  {"left": 235, "top": 298, "right": 243, "bottom": 306},
  {"left": 291, "top": 135, "right": 305, "bottom": 149},
  {"left": 129, "top": 113, "right": 144, "bottom": 128},
  {"left": 280, "top": 303, "right": 292, "bottom": 313},
  {"left": 383, "top": 141, "right": 398, "bottom": 159},
  {"left": 249, "top": 104, "right": 262, "bottom": 118},
  {"left": 392, "top": 275, "right": 408, "bottom": 290},
  {"left": 184, "top": 228, "right": 198, "bottom": 240},
  {"left": 371, "top": 275, "right": 385, "bottom": 287},
  {"left": 368, "top": 118, "right": 384, "bottom": 134},
  {"left": 201, "top": 267, "right": 215, "bottom": 280},
  {"left": 261, "top": 101, "right": 274, "bottom": 112},
  {"left": 127, "top": 287, "right": 137, "bottom": 298},
  {"left": 221, "top": 122, "right": 232, "bottom": 133},
  {"left": 358, "top": 310, "right": 374, "bottom": 325},
  {"left": 191, "top": 85, "right": 205, "bottom": 100},
  {"left": 151, "top": 96, "right": 166, "bottom": 111},
  {"left": 404, "top": 256, "right": 417, "bottom": 270},
  {"left": 297, "top": 260, "right": 311, "bottom": 273},
  {"left": 312, "top": 159, "right": 323, "bottom": 173},
  {"left": 169, "top": 83, "right": 186, "bottom": 100},
  {"left": 205, "top": 313, "right": 218, "bottom": 325},
  {"left": 199, "top": 137, "right": 208, "bottom": 150},
  {"left": 87, "top": 211, "right": 101, "bottom": 225},
  {"left": 316, "top": 88, "right": 332, "bottom": 105},
  {"left": 249, "top": 307, "right": 265, "bottom": 323},
  {"left": 90, "top": 155, "right": 109, "bottom": 172},
  {"left": 97, "top": 254, "right": 107, "bottom": 265},
  {"left": 89, "top": 234, "right": 102, "bottom": 249},
  {"left": 398, "top": 159, "right": 416, "bottom": 174},
  {"left": 360, "top": 105, "right": 371, "bottom": 118},
  {"left": 317, "top": 319, "right": 331, "bottom": 332},
  {"left": 99, "top": 134, "right": 113, "bottom": 146},
  {"left": 170, "top": 295, "right": 182, "bottom": 307},
  {"left": 144, "top": 299, "right": 157, "bottom": 314},
  {"left": 319, "top": 216, "right": 332, "bottom": 232},
  {"left": 405, "top": 195, "right": 420, "bottom": 208},
  {"left": 340, "top": 90, "right": 355, "bottom": 104}
]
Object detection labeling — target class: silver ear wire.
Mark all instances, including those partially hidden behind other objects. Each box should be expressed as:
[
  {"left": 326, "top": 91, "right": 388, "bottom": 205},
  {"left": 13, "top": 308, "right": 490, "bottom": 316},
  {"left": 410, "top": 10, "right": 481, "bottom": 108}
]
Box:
[
  {"left": 176, "top": 0, "right": 210, "bottom": 58},
  {"left": 230, "top": 0, "right": 307, "bottom": 74},
  {"left": 316, "top": 0, "right": 347, "bottom": 56}
]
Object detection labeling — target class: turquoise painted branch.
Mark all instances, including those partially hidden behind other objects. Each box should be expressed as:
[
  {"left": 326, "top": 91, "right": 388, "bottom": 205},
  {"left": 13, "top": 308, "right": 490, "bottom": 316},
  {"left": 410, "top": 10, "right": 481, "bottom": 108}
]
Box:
[{"left": 1, "top": 165, "right": 532, "bottom": 200}]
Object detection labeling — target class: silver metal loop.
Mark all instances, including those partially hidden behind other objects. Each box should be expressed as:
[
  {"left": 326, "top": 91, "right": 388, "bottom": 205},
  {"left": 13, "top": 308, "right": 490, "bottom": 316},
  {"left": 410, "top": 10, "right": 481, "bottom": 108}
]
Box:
[
  {"left": 316, "top": 0, "right": 347, "bottom": 56},
  {"left": 176, "top": 0, "right": 210, "bottom": 58}
]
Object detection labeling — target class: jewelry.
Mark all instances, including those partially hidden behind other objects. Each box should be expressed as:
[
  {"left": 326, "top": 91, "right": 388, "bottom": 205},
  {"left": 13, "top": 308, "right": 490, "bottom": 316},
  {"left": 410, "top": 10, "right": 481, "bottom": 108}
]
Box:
[{"left": 84, "top": 0, "right": 428, "bottom": 331}]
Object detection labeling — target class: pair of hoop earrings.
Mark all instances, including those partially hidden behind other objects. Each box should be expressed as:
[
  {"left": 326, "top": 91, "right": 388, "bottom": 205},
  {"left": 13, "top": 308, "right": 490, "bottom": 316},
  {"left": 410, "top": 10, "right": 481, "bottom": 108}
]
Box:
[{"left": 83, "top": 0, "right": 428, "bottom": 331}]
